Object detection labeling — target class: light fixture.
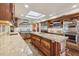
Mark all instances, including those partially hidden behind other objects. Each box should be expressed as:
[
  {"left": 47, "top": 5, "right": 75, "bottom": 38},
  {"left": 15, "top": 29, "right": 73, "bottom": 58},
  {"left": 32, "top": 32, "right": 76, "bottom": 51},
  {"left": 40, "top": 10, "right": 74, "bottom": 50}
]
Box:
[
  {"left": 21, "top": 14, "right": 24, "bottom": 16},
  {"left": 72, "top": 5, "right": 77, "bottom": 8},
  {"left": 25, "top": 11, "right": 45, "bottom": 19},
  {"left": 25, "top": 4, "right": 29, "bottom": 8},
  {"left": 49, "top": 14, "right": 53, "bottom": 16}
]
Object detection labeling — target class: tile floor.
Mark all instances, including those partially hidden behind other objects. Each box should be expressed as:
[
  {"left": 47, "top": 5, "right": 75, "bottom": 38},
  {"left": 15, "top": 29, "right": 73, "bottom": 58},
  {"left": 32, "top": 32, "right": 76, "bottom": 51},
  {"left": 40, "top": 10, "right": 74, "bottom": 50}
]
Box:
[{"left": 25, "top": 40, "right": 44, "bottom": 56}]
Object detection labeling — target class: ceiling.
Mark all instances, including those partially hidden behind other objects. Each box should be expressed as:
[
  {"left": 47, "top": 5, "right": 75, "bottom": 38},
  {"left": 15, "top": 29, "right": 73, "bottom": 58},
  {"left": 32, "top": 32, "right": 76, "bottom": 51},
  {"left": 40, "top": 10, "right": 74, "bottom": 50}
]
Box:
[{"left": 15, "top": 3, "right": 79, "bottom": 23}]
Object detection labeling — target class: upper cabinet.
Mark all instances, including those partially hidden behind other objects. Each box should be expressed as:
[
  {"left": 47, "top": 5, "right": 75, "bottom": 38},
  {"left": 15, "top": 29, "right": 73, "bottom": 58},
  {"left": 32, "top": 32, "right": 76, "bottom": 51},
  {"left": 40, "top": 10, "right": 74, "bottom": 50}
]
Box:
[
  {"left": 0, "top": 3, "right": 15, "bottom": 22},
  {"left": 40, "top": 21, "right": 48, "bottom": 32},
  {"left": 0, "top": 3, "right": 18, "bottom": 26}
]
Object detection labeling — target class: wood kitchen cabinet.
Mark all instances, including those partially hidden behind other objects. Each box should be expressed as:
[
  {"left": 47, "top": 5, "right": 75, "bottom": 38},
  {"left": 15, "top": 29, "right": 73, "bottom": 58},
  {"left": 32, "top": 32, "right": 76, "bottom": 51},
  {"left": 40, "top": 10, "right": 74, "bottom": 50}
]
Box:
[
  {"left": 0, "top": 3, "right": 14, "bottom": 20},
  {"left": 30, "top": 33, "right": 64, "bottom": 56},
  {"left": 31, "top": 34, "right": 41, "bottom": 47},
  {"left": 20, "top": 33, "right": 31, "bottom": 40},
  {"left": 31, "top": 33, "right": 52, "bottom": 56},
  {"left": 0, "top": 3, "right": 16, "bottom": 25},
  {"left": 41, "top": 39, "right": 51, "bottom": 55},
  {"left": 0, "top": 3, "right": 10, "bottom": 20},
  {"left": 32, "top": 23, "right": 37, "bottom": 32}
]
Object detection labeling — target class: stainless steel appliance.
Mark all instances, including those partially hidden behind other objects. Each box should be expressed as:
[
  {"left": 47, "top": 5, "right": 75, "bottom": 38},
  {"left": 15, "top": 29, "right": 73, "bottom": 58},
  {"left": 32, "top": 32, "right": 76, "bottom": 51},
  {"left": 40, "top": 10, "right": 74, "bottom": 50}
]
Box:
[{"left": 63, "top": 20, "right": 79, "bottom": 43}]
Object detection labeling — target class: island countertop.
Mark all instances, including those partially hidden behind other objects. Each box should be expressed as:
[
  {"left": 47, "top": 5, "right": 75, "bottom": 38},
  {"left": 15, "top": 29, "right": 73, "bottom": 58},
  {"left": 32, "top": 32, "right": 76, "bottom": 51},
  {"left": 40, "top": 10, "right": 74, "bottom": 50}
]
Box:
[
  {"left": 31, "top": 32, "right": 68, "bottom": 42},
  {"left": 0, "top": 32, "right": 33, "bottom": 56}
]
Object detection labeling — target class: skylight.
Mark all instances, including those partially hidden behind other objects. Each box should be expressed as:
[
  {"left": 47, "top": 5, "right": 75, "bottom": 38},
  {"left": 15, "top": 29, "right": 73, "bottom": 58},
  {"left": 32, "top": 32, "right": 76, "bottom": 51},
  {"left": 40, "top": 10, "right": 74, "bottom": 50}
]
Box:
[
  {"left": 38, "top": 15, "right": 45, "bottom": 19},
  {"left": 26, "top": 15, "right": 38, "bottom": 19},
  {"left": 25, "top": 11, "right": 45, "bottom": 19},
  {"left": 27, "top": 11, "right": 41, "bottom": 17}
]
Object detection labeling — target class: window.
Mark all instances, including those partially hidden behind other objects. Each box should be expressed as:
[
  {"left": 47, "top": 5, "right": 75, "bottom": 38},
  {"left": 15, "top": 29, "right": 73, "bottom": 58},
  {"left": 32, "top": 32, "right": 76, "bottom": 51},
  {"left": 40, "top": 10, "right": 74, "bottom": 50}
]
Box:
[
  {"left": 0, "top": 25, "right": 1, "bottom": 32},
  {"left": 2, "top": 25, "right": 5, "bottom": 32}
]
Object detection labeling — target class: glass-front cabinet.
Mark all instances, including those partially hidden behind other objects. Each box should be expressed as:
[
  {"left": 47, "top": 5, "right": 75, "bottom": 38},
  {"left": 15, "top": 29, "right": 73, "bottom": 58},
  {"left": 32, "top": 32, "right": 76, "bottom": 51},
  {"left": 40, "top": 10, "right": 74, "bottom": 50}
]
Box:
[
  {"left": 41, "top": 22, "right": 48, "bottom": 32},
  {"left": 0, "top": 25, "right": 1, "bottom": 32},
  {"left": 0, "top": 24, "right": 10, "bottom": 33}
]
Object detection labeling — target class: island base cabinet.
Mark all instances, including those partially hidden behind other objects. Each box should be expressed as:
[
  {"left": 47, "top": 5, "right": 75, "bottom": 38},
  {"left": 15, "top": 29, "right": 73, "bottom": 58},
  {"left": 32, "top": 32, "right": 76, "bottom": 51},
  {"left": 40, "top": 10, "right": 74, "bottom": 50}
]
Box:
[
  {"left": 50, "top": 42, "right": 61, "bottom": 56},
  {"left": 20, "top": 33, "right": 31, "bottom": 40},
  {"left": 31, "top": 34, "right": 41, "bottom": 48},
  {"left": 51, "top": 42, "right": 66, "bottom": 56},
  {"left": 31, "top": 34, "right": 66, "bottom": 56},
  {"left": 40, "top": 39, "right": 51, "bottom": 56}
]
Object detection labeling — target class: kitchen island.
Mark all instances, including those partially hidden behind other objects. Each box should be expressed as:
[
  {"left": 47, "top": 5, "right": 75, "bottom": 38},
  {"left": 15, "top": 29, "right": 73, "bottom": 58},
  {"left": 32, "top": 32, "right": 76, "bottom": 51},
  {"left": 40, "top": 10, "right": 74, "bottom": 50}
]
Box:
[
  {"left": 30, "top": 32, "right": 68, "bottom": 56},
  {"left": 0, "top": 32, "right": 33, "bottom": 56}
]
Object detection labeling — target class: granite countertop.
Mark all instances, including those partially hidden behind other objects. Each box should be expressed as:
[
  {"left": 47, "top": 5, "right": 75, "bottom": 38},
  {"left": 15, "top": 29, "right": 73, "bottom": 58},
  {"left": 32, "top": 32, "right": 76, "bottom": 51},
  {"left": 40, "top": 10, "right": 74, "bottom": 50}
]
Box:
[
  {"left": 31, "top": 32, "right": 68, "bottom": 42},
  {"left": 0, "top": 32, "right": 33, "bottom": 56}
]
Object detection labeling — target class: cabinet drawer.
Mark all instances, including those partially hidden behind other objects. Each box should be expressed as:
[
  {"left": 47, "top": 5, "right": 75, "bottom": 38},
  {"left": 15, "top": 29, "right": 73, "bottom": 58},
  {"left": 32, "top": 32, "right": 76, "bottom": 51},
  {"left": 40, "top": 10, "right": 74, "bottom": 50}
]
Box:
[
  {"left": 31, "top": 36, "right": 41, "bottom": 46},
  {"left": 41, "top": 39, "right": 50, "bottom": 50},
  {"left": 41, "top": 46, "right": 50, "bottom": 56},
  {"left": 32, "top": 35, "right": 40, "bottom": 41},
  {"left": 41, "top": 39, "right": 51, "bottom": 55}
]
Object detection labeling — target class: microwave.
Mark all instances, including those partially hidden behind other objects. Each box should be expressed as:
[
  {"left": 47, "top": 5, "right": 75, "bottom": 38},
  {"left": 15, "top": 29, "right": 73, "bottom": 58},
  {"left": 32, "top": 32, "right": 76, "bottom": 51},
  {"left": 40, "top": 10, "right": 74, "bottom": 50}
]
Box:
[{"left": 53, "top": 22, "right": 62, "bottom": 28}]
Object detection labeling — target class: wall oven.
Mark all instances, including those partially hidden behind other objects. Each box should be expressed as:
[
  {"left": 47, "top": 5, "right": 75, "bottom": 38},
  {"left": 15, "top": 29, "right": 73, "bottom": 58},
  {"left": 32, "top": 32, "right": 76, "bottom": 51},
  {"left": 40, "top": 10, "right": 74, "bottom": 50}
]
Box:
[{"left": 63, "top": 20, "right": 79, "bottom": 44}]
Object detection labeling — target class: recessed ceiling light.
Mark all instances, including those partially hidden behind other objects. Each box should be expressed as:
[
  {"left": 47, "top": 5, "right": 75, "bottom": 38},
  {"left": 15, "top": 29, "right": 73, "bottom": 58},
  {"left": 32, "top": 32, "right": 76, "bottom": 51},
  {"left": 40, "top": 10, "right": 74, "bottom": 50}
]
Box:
[
  {"left": 49, "top": 14, "right": 53, "bottom": 16},
  {"left": 25, "top": 5, "right": 29, "bottom": 8},
  {"left": 21, "top": 14, "right": 24, "bottom": 16},
  {"left": 72, "top": 5, "right": 77, "bottom": 8}
]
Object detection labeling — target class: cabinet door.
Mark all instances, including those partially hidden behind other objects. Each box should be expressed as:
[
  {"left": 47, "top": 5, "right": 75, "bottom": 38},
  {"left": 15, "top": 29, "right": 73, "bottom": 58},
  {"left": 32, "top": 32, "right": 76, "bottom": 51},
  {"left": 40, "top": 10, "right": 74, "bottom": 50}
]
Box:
[
  {"left": 0, "top": 4, "right": 11, "bottom": 20},
  {"left": 41, "top": 39, "right": 50, "bottom": 49},
  {"left": 32, "top": 35, "right": 40, "bottom": 46},
  {"left": 41, "top": 39, "right": 51, "bottom": 55}
]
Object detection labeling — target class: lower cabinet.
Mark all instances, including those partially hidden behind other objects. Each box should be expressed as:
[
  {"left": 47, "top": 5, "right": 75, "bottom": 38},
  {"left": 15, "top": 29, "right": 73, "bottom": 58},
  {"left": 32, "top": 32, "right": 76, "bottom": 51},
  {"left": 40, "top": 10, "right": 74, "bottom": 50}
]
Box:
[
  {"left": 31, "top": 34, "right": 52, "bottom": 56},
  {"left": 41, "top": 39, "right": 51, "bottom": 55},
  {"left": 31, "top": 34, "right": 41, "bottom": 48},
  {"left": 31, "top": 34, "right": 65, "bottom": 56}
]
